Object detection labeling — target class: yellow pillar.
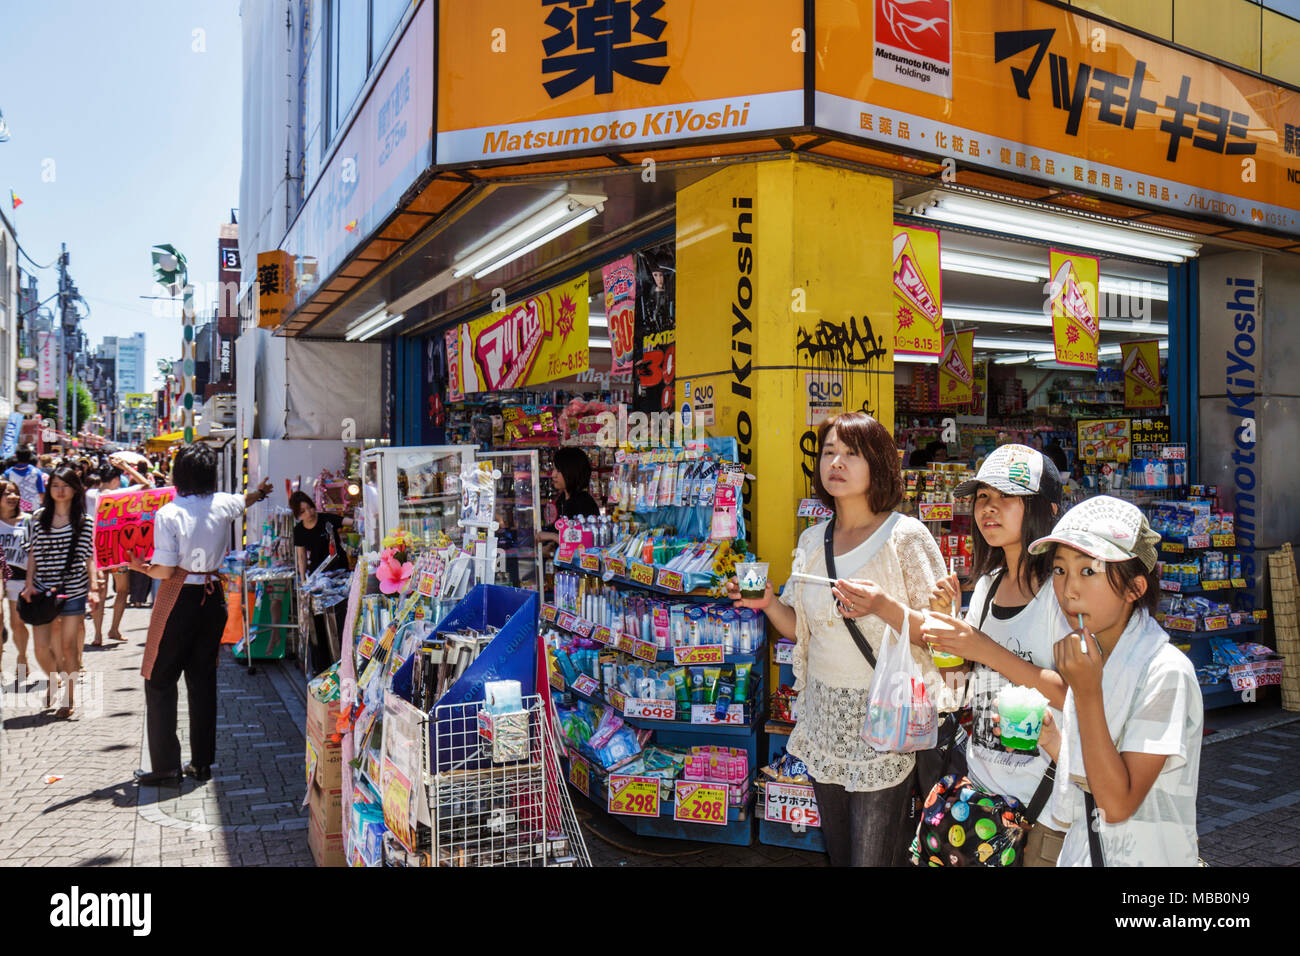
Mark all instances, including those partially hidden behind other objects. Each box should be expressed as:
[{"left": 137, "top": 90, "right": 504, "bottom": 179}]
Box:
[{"left": 676, "top": 156, "right": 895, "bottom": 583}]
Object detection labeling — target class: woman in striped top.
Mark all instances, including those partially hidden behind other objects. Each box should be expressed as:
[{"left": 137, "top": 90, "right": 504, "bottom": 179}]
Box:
[{"left": 21, "top": 466, "right": 99, "bottom": 718}]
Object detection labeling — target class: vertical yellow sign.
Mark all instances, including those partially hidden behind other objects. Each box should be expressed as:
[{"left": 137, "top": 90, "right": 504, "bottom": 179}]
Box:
[
  {"left": 939, "top": 329, "right": 974, "bottom": 405},
  {"left": 1049, "top": 249, "right": 1099, "bottom": 368},
  {"left": 1122, "top": 339, "right": 1162, "bottom": 408},
  {"left": 256, "top": 251, "right": 294, "bottom": 329},
  {"left": 893, "top": 224, "right": 942, "bottom": 356}
]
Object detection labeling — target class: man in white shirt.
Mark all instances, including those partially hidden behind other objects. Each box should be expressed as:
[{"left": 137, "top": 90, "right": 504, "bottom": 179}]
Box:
[{"left": 128, "top": 444, "right": 272, "bottom": 785}]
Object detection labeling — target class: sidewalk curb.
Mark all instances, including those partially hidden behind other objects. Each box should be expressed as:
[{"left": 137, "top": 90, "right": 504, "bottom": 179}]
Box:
[{"left": 1204, "top": 711, "right": 1300, "bottom": 747}]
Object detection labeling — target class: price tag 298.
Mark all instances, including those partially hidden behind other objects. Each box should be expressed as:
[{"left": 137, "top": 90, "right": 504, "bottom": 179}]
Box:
[
  {"left": 674, "top": 781, "right": 727, "bottom": 826},
  {"left": 607, "top": 775, "right": 660, "bottom": 818}
]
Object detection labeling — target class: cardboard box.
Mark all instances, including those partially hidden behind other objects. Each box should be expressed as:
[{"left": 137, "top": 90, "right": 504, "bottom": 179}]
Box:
[
  {"left": 310, "top": 737, "right": 343, "bottom": 790},
  {"left": 309, "top": 776, "right": 344, "bottom": 833},
  {"left": 308, "top": 810, "right": 346, "bottom": 867},
  {"left": 307, "top": 693, "right": 342, "bottom": 744}
]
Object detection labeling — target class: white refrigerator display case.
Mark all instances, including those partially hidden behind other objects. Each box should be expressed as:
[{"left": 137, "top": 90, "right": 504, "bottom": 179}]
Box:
[
  {"left": 361, "top": 445, "right": 478, "bottom": 554},
  {"left": 479, "top": 450, "right": 544, "bottom": 595}
]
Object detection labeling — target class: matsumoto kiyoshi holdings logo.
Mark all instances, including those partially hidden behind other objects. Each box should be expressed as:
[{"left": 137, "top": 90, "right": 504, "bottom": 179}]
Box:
[{"left": 873, "top": 0, "right": 953, "bottom": 98}]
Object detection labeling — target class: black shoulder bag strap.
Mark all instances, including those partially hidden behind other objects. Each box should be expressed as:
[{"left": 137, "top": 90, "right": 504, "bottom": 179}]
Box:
[
  {"left": 1083, "top": 791, "right": 1106, "bottom": 866},
  {"left": 823, "top": 519, "right": 876, "bottom": 669}
]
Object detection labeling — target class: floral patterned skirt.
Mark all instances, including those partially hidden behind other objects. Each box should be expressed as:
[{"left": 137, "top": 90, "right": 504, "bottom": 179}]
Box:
[{"left": 786, "top": 674, "right": 915, "bottom": 793}]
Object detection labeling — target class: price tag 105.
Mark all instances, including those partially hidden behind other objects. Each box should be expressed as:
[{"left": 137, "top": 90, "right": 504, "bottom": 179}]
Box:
[
  {"left": 673, "top": 781, "right": 728, "bottom": 826},
  {"left": 568, "top": 755, "right": 591, "bottom": 797},
  {"left": 764, "top": 782, "right": 821, "bottom": 828},
  {"left": 607, "top": 775, "right": 660, "bottom": 818}
]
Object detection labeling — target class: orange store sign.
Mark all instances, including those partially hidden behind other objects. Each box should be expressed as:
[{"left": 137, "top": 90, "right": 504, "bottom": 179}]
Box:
[
  {"left": 816, "top": 0, "right": 1300, "bottom": 234},
  {"left": 437, "top": 0, "right": 804, "bottom": 164}
]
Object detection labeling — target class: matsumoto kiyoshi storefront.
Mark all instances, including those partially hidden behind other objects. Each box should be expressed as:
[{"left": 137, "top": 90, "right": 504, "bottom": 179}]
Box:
[
  {"left": 277, "top": 0, "right": 1300, "bottom": 604},
  {"left": 274, "top": 1, "right": 1299, "bottom": 773}
]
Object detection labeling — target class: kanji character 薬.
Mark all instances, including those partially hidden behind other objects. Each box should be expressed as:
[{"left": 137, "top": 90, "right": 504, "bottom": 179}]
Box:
[{"left": 541, "top": 0, "right": 669, "bottom": 98}]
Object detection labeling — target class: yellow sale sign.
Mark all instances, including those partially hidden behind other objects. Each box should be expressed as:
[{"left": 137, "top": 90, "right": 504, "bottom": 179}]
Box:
[
  {"left": 1049, "top": 249, "right": 1099, "bottom": 368},
  {"left": 673, "top": 780, "right": 727, "bottom": 826},
  {"left": 893, "top": 224, "right": 942, "bottom": 356},
  {"left": 938, "top": 328, "right": 974, "bottom": 406},
  {"left": 454, "top": 275, "right": 590, "bottom": 392},
  {"left": 1122, "top": 340, "right": 1162, "bottom": 409},
  {"left": 607, "top": 775, "right": 660, "bottom": 818}
]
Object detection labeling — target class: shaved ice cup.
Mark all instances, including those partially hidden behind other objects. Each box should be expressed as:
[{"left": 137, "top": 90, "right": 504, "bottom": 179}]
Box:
[{"left": 996, "top": 684, "right": 1049, "bottom": 752}]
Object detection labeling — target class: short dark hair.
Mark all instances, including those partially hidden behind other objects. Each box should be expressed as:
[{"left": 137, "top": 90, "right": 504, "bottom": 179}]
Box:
[
  {"left": 171, "top": 443, "right": 218, "bottom": 496},
  {"left": 1105, "top": 556, "right": 1161, "bottom": 615},
  {"left": 811, "top": 412, "right": 903, "bottom": 514},
  {"left": 1044, "top": 441, "right": 1068, "bottom": 475},
  {"left": 15, "top": 446, "right": 33, "bottom": 464},
  {"left": 289, "top": 490, "right": 315, "bottom": 518},
  {"left": 553, "top": 447, "right": 592, "bottom": 495}
]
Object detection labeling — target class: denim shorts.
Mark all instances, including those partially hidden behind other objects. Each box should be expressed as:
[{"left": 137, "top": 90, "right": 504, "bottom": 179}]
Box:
[{"left": 59, "top": 594, "right": 88, "bottom": 617}]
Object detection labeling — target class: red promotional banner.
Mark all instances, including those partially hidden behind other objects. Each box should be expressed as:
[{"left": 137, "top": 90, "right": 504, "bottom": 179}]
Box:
[{"left": 93, "top": 486, "right": 177, "bottom": 569}]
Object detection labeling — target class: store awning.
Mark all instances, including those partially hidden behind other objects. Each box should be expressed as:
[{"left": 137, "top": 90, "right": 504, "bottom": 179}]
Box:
[{"left": 146, "top": 431, "right": 184, "bottom": 451}]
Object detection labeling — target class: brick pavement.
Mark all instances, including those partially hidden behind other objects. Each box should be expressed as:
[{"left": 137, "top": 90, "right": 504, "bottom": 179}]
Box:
[
  {"left": 0, "top": 606, "right": 314, "bottom": 867},
  {"left": 4, "top": 605, "right": 1299, "bottom": 867}
]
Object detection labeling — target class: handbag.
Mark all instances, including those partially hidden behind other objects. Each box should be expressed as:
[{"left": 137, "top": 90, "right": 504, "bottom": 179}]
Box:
[
  {"left": 911, "top": 567, "right": 1062, "bottom": 867},
  {"left": 18, "top": 516, "right": 83, "bottom": 627}
]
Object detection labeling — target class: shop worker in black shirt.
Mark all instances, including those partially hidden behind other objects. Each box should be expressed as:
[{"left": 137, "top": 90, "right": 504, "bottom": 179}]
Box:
[
  {"left": 289, "top": 491, "right": 352, "bottom": 577},
  {"left": 290, "top": 490, "right": 353, "bottom": 674},
  {"left": 538, "top": 447, "right": 599, "bottom": 545}
]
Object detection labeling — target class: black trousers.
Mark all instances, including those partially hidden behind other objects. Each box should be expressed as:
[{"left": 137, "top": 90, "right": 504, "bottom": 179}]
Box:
[
  {"left": 144, "top": 585, "right": 227, "bottom": 772},
  {"left": 812, "top": 773, "right": 915, "bottom": 867}
]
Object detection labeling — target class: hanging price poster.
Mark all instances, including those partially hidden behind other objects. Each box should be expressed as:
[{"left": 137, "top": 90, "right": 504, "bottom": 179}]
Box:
[
  {"left": 607, "top": 775, "right": 660, "bottom": 818},
  {"left": 1122, "top": 340, "right": 1162, "bottom": 408},
  {"left": 938, "top": 329, "right": 974, "bottom": 406},
  {"left": 673, "top": 781, "right": 728, "bottom": 826},
  {"left": 893, "top": 224, "right": 942, "bottom": 356},
  {"left": 1049, "top": 250, "right": 1099, "bottom": 368},
  {"left": 602, "top": 255, "right": 637, "bottom": 373}
]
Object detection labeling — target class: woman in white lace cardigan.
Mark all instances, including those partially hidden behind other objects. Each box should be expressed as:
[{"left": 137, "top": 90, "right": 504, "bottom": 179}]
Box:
[{"left": 729, "top": 411, "right": 948, "bottom": 866}]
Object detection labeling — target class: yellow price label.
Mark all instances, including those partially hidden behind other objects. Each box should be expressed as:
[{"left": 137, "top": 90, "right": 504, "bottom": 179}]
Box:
[
  {"left": 673, "top": 781, "right": 728, "bottom": 826},
  {"left": 607, "top": 775, "right": 661, "bottom": 818},
  {"left": 630, "top": 563, "right": 655, "bottom": 586},
  {"left": 568, "top": 755, "right": 591, "bottom": 797}
]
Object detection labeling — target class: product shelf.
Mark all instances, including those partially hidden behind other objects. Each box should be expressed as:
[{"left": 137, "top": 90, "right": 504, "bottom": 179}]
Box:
[
  {"left": 542, "top": 601, "right": 764, "bottom": 664},
  {"left": 1162, "top": 622, "right": 1264, "bottom": 640},
  {"left": 561, "top": 680, "right": 764, "bottom": 737},
  {"left": 570, "top": 757, "right": 753, "bottom": 823},
  {"left": 1159, "top": 582, "right": 1249, "bottom": 595},
  {"left": 553, "top": 556, "right": 723, "bottom": 601}
]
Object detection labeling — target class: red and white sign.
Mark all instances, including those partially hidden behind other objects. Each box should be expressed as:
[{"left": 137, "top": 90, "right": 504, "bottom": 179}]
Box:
[
  {"left": 873, "top": 0, "right": 952, "bottom": 99},
  {"left": 764, "top": 782, "right": 820, "bottom": 828},
  {"left": 622, "top": 697, "right": 676, "bottom": 722}
]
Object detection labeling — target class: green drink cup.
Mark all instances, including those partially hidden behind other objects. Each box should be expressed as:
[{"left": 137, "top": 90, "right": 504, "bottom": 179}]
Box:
[
  {"left": 996, "top": 685, "right": 1049, "bottom": 752},
  {"left": 736, "top": 562, "right": 769, "bottom": 600}
]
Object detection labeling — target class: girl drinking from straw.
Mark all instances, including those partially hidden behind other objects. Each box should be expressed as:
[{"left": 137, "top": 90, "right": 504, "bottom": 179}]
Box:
[{"left": 1029, "top": 495, "right": 1202, "bottom": 866}]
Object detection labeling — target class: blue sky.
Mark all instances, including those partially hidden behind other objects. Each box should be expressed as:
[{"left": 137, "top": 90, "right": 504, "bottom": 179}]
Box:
[{"left": 0, "top": 0, "right": 242, "bottom": 389}]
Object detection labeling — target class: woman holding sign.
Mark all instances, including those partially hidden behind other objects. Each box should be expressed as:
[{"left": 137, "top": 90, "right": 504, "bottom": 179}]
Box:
[
  {"left": 21, "top": 467, "right": 99, "bottom": 718},
  {"left": 129, "top": 444, "right": 272, "bottom": 786}
]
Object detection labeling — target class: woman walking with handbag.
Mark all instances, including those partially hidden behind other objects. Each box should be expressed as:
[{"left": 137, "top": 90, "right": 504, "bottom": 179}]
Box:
[
  {"left": 0, "top": 479, "right": 32, "bottom": 684},
  {"left": 727, "top": 411, "right": 949, "bottom": 866},
  {"left": 128, "top": 444, "right": 272, "bottom": 785},
  {"left": 20, "top": 467, "right": 98, "bottom": 718}
]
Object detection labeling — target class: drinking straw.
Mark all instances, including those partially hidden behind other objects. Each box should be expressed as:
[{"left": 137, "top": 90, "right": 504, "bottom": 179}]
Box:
[{"left": 1078, "top": 613, "right": 1088, "bottom": 653}]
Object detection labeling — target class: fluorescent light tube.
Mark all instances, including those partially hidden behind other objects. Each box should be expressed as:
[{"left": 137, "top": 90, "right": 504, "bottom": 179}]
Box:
[
  {"left": 348, "top": 311, "right": 405, "bottom": 342},
  {"left": 472, "top": 206, "right": 600, "bottom": 280},
  {"left": 452, "top": 201, "right": 574, "bottom": 278}
]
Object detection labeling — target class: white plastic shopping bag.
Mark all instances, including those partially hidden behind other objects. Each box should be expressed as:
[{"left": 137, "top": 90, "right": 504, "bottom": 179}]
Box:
[{"left": 861, "top": 615, "right": 937, "bottom": 753}]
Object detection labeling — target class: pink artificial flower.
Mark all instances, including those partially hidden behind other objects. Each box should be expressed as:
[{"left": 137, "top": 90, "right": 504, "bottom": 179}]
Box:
[{"left": 376, "top": 549, "right": 414, "bottom": 595}]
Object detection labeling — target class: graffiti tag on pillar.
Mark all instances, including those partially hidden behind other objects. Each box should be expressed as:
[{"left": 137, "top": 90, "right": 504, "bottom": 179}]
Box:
[{"left": 795, "top": 314, "right": 888, "bottom": 369}]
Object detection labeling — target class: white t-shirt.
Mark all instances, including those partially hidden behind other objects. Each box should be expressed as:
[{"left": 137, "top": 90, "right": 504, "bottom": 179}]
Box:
[
  {"left": 962, "top": 573, "right": 1071, "bottom": 814},
  {"left": 152, "top": 493, "right": 245, "bottom": 584},
  {"left": 1054, "top": 633, "right": 1203, "bottom": 867},
  {"left": 0, "top": 516, "right": 28, "bottom": 580}
]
